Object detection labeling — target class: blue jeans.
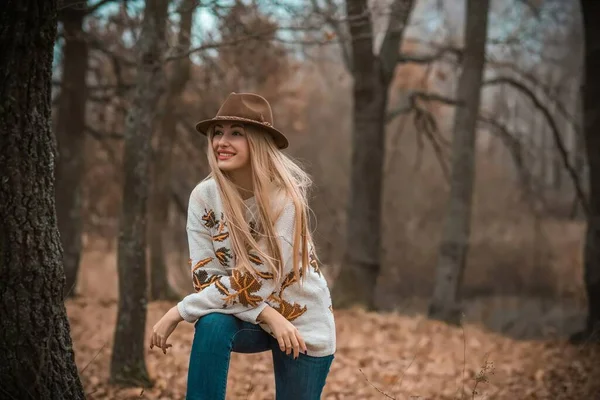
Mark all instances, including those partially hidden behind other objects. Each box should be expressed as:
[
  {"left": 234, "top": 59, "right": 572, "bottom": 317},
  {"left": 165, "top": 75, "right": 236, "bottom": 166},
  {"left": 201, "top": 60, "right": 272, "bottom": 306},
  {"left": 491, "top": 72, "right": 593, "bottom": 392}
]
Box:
[{"left": 186, "top": 313, "right": 334, "bottom": 400}]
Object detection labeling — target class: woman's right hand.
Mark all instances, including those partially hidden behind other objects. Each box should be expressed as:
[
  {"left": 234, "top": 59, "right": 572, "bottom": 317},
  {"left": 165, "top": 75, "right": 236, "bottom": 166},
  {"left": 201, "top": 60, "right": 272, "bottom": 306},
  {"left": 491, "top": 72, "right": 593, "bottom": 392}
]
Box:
[{"left": 258, "top": 306, "right": 307, "bottom": 359}]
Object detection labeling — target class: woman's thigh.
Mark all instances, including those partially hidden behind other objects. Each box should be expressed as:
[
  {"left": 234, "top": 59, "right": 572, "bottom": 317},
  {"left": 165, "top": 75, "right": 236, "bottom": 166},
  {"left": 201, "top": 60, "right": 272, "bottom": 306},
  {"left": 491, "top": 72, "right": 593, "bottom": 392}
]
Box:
[
  {"left": 270, "top": 341, "right": 334, "bottom": 400},
  {"left": 192, "top": 313, "right": 271, "bottom": 354}
]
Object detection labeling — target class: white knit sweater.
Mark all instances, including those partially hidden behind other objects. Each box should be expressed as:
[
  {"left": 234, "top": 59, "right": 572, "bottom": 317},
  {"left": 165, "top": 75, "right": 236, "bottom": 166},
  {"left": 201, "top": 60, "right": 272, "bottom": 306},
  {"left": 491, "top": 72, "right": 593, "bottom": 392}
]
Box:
[{"left": 177, "top": 179, "right": 336, "bottom": 357}]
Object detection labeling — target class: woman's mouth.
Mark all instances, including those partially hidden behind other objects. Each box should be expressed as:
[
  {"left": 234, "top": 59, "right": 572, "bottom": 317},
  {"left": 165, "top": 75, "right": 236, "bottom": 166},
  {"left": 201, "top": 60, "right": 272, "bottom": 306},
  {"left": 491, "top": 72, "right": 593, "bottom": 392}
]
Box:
[{"left": 217, "top": 151, "right": 235, "bottom": 161}]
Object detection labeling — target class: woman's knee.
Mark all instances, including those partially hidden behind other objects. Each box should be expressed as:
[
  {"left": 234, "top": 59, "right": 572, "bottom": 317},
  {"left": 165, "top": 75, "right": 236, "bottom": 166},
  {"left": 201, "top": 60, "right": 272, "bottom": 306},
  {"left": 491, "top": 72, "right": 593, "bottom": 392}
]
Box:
[
  {"left": 196, "top": 313, "right": 238, "bottom": 329},
  {"left": 192, "top": 313, "right": 239, "bottom": 350}
]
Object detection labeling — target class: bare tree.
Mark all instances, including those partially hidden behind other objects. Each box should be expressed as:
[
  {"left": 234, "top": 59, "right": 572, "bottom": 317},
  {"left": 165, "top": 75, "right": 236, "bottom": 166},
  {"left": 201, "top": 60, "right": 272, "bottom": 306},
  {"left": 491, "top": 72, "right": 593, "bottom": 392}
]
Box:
[
  {"left": 148, "top": 0, "right": 196, "bottom": 301},
  {"left": 55, "top": 0, "right": 90, "bottom": 298},
  {"left": 0, "top": 0, "right": 85, "bottom": 398},
  {"left": 331, "top": 0, "right": 416, "bottom": 309},
  {"left": 429, "top": 0, "right": 490, "bottom": 325},
  {"left": 571, "top": 0, "right": 600, "bottom": 343},
  {"left": 110, "top": 0, "right": 169, "bottom": 386}
]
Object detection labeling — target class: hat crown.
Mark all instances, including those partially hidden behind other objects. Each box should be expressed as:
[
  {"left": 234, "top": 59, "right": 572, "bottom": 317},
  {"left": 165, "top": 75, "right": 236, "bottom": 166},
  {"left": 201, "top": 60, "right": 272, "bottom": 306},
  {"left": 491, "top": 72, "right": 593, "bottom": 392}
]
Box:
[
  {"left": 194, "top": 92, "right": 289, "bottom": 149},
  {"left": 215, "top": 92, "right": 274, "bottom": 126}
]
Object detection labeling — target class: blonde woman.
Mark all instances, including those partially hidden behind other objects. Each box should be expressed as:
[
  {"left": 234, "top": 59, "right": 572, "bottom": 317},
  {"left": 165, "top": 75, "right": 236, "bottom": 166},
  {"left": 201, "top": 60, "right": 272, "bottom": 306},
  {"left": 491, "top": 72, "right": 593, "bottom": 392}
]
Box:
[{"left": 150, "top": 93, "right": 336, "bottom": 399}]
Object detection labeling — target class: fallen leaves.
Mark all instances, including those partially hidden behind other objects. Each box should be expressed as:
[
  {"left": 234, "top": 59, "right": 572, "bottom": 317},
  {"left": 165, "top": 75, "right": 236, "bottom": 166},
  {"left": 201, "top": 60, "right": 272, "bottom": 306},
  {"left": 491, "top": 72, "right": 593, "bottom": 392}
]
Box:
[{"left": 66, "top": 298, "right": 600, "bottom": 400}]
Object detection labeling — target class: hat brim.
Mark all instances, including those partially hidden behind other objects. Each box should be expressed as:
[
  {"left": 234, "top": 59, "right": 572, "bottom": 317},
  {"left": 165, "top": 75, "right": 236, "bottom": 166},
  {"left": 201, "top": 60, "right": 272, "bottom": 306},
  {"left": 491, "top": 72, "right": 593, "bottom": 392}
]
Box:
[{"left": 195, "top": 117, "right": 289, "bottom": 150}]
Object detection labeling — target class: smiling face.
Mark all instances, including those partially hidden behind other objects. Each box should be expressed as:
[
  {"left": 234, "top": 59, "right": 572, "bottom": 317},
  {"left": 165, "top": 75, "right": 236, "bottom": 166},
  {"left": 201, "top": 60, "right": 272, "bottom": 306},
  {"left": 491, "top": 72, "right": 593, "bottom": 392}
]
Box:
[{"left": 210, "top": 122, "right": 251, "bottom": 173}]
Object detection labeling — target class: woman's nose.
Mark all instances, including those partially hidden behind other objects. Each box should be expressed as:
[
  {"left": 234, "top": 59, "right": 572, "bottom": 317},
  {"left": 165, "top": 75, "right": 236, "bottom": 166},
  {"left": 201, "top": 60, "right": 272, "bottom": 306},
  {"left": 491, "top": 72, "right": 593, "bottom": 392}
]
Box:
[{"left": 218, "top": 134, "right": 231, "bottom": 146}]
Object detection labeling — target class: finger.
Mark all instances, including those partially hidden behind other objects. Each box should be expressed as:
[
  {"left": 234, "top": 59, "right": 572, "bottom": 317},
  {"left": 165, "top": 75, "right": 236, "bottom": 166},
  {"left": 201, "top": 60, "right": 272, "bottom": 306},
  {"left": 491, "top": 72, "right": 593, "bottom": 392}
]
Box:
[
  {"left": 283, "top": 335, "right": 292, "bottom": 355},
  {"left": 297, "top": 332, "right": 307, "bottom": 355},
  {"left": 290, "top": 333, "right": 300, "bottom": 359},
  {"left": 276, "top": 336, "right": 286, "bottom": 352},
  {"left": 150, "top": 332, "right": 157, "bottom": 350}
]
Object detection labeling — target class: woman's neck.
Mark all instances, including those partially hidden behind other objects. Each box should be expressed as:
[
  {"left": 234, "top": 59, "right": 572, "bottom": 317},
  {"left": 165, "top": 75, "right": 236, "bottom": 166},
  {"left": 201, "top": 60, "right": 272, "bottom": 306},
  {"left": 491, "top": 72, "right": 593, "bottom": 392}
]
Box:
[{"left": 228, "top": 168, "right": 254, "bottom": 200}]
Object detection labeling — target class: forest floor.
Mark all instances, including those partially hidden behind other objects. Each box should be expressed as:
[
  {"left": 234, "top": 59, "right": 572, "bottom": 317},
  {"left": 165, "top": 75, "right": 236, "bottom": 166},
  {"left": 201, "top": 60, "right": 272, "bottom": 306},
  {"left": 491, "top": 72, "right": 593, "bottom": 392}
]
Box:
[{"left": 67, "top": 250, "right": 600, "bottom": 400}]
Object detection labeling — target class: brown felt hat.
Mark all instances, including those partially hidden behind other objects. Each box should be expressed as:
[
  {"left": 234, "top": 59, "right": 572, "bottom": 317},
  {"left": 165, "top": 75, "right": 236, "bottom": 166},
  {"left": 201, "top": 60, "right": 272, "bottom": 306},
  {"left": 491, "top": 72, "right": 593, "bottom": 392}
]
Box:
[{"left": 195, "top": 92, "right": 289, "bottom": 149}]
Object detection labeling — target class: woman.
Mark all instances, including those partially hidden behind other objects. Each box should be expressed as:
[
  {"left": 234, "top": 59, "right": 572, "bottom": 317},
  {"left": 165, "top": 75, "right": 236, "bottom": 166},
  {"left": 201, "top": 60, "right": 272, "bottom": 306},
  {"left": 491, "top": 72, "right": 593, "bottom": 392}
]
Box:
[{"left": 150, "top": 92, "right": 336, "bottom": 400}]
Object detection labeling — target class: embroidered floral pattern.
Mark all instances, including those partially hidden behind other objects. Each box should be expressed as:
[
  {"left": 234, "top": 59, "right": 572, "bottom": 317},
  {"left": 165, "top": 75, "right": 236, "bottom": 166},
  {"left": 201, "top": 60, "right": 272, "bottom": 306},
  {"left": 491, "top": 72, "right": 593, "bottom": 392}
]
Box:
[
  {"left": 193, "top": 206, "right": 310, "bottom": 322},
  {"left": 220, "top": 269, "right": 263, "bottom": 307},
  {"left": 202, "top": 209, "right": 218, "bottom": 229},
  {"left": 215, "top": 247, "right": 233, "bottom": 266},
  {"left": 212, "top": 232, "right": 230, "bottom": 242},
  {"left": 193, "top": 269, "right": 222, "bottom": 292},
  {"left": 267, "top": 270, "right": 308, "bottom": 322}
]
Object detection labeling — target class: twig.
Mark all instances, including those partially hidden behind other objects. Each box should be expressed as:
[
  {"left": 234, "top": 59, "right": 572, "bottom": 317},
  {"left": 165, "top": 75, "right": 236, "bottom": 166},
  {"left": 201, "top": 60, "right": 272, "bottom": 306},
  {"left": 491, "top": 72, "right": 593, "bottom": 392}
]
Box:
[
  {"left": 359, "top": 368, "right": 396, "bottom": 399},
  {"left": 60, "top": 340, "right": 108, "bottom": 398}
]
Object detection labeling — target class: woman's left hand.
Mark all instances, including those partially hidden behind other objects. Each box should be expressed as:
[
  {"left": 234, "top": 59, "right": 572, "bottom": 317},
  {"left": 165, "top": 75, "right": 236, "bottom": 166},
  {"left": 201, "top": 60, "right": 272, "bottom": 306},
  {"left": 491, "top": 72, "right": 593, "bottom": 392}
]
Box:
[{"left": 150, "top": 306, "right": 184, "bottom": 354}]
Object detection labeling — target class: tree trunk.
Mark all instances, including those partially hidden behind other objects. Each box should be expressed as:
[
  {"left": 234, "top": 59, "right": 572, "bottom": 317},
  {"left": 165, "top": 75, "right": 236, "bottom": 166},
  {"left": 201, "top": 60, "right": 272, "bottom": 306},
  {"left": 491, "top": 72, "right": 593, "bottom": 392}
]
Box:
[
  {"left": 0, "top": 1, "right": 85, "bottom": 398},
  {"left": 571, "top": 0, "right": 600, "bottom": 343},
  {"left": 331, "top": 0, "right": 414, "bottom": 309},
  {"left": 110, "top": 0, "right": 169, "bottom": 386},
  {"left": 428, "top": 0, "right": 490, "bottom": 325},
  {"left": 149, "top": 0, "right": 195, "bottom": 301},
  {"left": 571, "top": 92, "right": 586, "bottom": 220},
  {"left": 55, "top": 0, "right": 89, "bottom": 298}
]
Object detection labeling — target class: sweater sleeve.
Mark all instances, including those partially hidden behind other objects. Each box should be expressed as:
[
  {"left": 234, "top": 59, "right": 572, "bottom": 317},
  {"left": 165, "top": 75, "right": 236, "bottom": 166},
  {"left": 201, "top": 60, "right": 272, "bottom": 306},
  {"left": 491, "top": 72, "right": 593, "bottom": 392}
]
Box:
[{"left": 177, "top": 194, "right": 296, "bottom": 324}]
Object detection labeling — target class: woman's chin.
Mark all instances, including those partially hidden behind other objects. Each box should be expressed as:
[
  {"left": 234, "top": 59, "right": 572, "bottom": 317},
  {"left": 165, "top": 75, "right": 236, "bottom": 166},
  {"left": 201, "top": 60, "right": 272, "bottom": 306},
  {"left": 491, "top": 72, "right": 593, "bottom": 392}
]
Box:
[{"left": 217, "top": 160, "right": 240, "bottom": 172}]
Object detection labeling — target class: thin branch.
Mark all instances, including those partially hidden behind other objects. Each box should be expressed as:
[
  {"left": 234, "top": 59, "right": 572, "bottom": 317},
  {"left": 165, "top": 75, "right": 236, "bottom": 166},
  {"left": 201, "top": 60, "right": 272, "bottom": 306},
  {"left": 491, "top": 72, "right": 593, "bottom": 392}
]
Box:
[
  {"left": 483, "top": 76, "right": 589, "bottom": 215},
  {"left": 398, "top": 46, "right": 462, "bottom": 65},
  {"left": 358, "top": 368, "right": 395, "bottom": 399},
  {"left": 165, "top": 28, "right": 276, "bottom": 61},
  {"left": 309, "top": 0, "right": 352, "bottom": 72},
  {"left": 386, "top": 90, "right": 462, "bottom": 122},
  {"left": 379, "top": 0, "right": 416, "bottom": 81},
  {"left": 84, "top": 0, "right": 119, "bottom": 15},
  {"left": 86, "top": 33, "right": 136, "bottom": 67},
  {"left": 386, "top": 90, "right": 452, "bottom": 181},
  {"left": 477, "top": 115, "right": 538, "bottom": 200},
  {"left": 488, "top": 59, "right": 581, "bottom": 132}
]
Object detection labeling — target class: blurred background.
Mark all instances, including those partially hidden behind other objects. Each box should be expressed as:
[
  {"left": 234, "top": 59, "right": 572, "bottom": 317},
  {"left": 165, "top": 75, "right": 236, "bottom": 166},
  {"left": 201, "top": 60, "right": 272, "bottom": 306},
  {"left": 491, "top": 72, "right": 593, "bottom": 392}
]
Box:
[{"left": 51, "top": 0, "right": 599, "bottom": 398}]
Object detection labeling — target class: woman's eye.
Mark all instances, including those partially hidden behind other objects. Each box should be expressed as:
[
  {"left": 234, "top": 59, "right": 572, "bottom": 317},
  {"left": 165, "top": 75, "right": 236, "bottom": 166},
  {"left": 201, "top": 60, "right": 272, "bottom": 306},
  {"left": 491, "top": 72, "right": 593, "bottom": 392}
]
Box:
[
  {"left": 232, "top": 131, "right": 243, "bottom": 136},
  {"left": 214, "top": 131, "right": 223, "bottom": 136}
]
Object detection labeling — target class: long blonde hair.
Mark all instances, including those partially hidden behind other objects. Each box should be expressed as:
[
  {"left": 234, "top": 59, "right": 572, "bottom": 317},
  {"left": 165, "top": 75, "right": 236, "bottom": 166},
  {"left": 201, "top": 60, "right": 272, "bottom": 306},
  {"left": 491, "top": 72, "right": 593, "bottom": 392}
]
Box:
[{"left": 205, "top": 124, "right": 314, "bottom": 282}]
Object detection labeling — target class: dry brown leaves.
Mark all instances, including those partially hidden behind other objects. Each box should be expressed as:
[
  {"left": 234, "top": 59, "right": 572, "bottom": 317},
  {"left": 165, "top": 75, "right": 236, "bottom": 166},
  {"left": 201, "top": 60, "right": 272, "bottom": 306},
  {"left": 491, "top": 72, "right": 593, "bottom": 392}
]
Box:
[{"left": 66, "top": 297, "right": 600, "bottom": 400}]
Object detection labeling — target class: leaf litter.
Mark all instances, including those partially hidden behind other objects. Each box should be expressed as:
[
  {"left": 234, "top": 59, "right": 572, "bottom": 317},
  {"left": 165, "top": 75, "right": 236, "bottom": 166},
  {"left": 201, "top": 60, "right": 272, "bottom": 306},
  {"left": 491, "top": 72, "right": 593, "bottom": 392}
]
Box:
[{"left": 67, "top": 298, "right": 600, "bottom": 399}]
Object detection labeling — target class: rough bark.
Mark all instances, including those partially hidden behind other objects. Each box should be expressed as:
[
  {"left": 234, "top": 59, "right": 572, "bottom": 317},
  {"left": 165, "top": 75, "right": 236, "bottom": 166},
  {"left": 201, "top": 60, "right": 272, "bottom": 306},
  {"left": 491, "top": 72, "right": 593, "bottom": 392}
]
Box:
[
  {"left": 571, "top": 0, "right": 600, "bottom": 343},
  {"left": 110, "top": 0, "right": 169, "bottom": 386},
  {"left": 331, "top": 0, "right": 414, "bottom": 309},
  {"left": 428, "top": 0, "right": 490, "bottom": 325},
  {"left": 149, "top": 0, "right": 195, "bottom": 301},
  {"left": 0, "top": 1, "right": 85, "bottom": 398},
  {"left": 55, "top": 0, "right": 89, "bottom": 298}
]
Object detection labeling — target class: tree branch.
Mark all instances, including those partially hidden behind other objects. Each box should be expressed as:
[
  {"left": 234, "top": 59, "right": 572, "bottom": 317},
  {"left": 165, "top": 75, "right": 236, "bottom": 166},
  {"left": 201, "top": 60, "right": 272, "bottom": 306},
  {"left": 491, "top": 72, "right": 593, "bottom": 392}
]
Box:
[
  {"left": 309, "top": 0, "right": 352, "bottom": 72},
  {"left": 484, "top": 76, "right": 589, "bottom": 215},
  {"left": 84, "top": 0, "right": 119, "bottom": 15},
  {"left": 488, "top": 59, "right": 581, "bottom": 132},
  {"left": 165, "top": 28, "right": 278, "bottom": 61},
  {"left": 398, "top": 46, "right": 462, "bottom": 65},
  {"left": 386, "top": 90, "right": 462, "bottom": 122},
  {"left": 385, "top": 90, "right": 452, "bottom": 181},
  {"left": 477, "top": 114, "right": 541, "bottom": 203},
  {"left": 86, "top": 33, "right": 136, "bottom": 67},
  {"left": 379, "top": 0, "right": 416, "bottom": 81}
]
